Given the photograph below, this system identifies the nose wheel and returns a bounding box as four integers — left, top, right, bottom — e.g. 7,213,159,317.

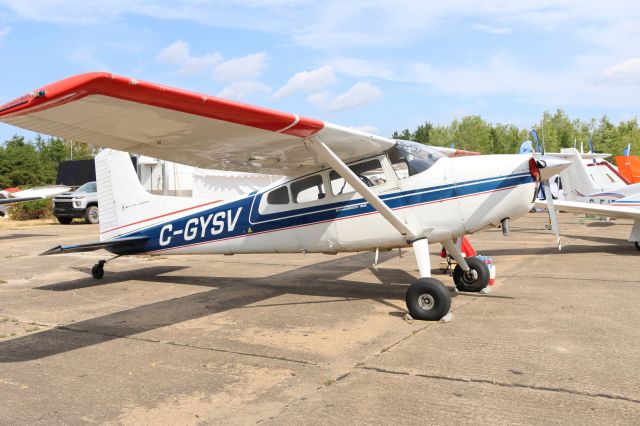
452,256,489,292
405,278,452,321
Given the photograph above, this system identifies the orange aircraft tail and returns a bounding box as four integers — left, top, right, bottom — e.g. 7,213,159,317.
616,156,640,183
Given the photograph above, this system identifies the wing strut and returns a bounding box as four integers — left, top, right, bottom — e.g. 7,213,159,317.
308,136,420,242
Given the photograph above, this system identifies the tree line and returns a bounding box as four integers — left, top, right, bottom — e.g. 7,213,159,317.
1,108,638,188
0,135,99,188
392,109,639,160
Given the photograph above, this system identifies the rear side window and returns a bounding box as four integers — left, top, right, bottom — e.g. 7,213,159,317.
291,175,325,203
266,186,289,205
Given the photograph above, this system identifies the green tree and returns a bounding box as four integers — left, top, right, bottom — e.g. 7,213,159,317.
0,134,100,188
412,122,433,144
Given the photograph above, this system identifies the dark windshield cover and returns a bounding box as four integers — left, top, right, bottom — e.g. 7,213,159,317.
388,140,444,176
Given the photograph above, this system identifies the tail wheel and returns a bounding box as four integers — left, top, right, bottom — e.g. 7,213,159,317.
91,262,105,279
85,205,99,224
453,256,489,292
405,278,451,321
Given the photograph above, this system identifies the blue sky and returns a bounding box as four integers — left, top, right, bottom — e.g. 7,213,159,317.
1,1,640,143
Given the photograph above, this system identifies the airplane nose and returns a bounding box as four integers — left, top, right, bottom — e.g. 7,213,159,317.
535,155,572,180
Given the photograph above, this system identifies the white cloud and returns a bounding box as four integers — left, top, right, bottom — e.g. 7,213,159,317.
156,41,222,76
598,58,640,86
213,53,269,84
218,81,271,101
273,65,337,99
309,82,383,112
157,42,269,84
472,23,511,34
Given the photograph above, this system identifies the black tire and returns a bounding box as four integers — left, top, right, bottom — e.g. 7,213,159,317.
405,278,451,321
635,242,640,251
91,264,104,279
56,216,73,224
85,205,99,224
453,256,489,292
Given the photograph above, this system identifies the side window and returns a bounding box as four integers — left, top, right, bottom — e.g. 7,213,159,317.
330,159,386,196
291,174,325,203
266,185,289,205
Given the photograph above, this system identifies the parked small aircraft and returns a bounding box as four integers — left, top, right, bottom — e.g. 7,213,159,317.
0,186,70,216
0,73,569,320
535,148,640,250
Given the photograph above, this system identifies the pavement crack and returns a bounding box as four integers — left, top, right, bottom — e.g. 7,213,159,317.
56,325,317,366
360,366,640,405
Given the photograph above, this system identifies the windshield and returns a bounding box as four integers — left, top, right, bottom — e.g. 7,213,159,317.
76,181,97,193
388,140,444,177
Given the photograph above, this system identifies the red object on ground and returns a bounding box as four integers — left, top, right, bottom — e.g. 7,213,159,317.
2,187,20,193
461,236,477,257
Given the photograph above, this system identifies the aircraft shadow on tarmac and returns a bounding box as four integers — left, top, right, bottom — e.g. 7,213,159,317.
482,235,638,257
0,251,457,363
0,233,54,241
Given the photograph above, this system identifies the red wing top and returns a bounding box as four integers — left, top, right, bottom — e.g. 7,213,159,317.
0,73,394,175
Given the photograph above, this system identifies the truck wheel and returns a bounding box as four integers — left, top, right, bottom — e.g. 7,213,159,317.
84,205,99,224
57,217,73,224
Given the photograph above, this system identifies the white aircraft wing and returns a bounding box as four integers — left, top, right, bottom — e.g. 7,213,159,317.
0,196,43,205
0,73,394,175
535,199,640,220
541,152,611,160
0,185,70,205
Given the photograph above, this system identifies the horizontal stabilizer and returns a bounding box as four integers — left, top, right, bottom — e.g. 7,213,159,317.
40,236,149,256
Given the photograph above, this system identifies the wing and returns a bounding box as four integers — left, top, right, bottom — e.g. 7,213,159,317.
0,196,43,205
0,73,394,175
535,199,640,220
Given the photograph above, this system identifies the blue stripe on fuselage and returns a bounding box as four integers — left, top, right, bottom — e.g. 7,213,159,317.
110,172,533,254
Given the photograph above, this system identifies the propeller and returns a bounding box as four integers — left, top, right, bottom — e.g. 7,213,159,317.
531,129,562,250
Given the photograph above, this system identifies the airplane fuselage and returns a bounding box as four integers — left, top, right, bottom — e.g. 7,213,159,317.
105,154,537,256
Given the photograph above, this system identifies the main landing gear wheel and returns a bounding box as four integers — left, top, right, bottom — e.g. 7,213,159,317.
452,256,489,292
405,278,451,321
91,260,106,279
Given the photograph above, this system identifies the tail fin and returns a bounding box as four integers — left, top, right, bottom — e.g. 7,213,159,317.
558,148,600,200
96,149,201,241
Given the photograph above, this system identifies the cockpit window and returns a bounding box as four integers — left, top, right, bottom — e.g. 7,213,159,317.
330,159,386,196
387,140,444,179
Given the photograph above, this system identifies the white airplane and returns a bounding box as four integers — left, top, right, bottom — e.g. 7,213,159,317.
535,148,640,250
0,185,70,216
0,72,569,320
